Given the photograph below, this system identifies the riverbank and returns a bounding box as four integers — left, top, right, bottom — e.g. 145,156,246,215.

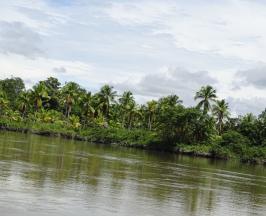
0,119,265,165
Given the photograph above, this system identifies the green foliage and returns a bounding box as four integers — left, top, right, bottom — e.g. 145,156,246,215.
212,99,230,134
178,144,212,156
240,147,266,163
80,127,157,147
17,91,31,117
0,77,25,108
195,85,217,114
30,109,64,124
0,90,9,115
210,131,265,162
60,81,86,117
0,76,265,163
156,105,216,149
30,82,50,111
41,77,61,110
97,84,117,119
220,131,250,150
68,115,81,130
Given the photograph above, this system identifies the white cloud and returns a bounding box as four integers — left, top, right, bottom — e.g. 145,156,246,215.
53,66,67,74
236,66,266,89
0,1,67,34
105,0,266,62
0,21,43,57
114,67,217,105
0,53,95,88
104,1,177,26
0,0,266,115
227,97,266,116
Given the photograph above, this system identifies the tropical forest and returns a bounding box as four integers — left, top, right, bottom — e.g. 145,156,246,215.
0,76,265,164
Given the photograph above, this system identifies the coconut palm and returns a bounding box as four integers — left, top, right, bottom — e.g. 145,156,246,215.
17,91,31,117
61,82,82,118
194,85,217,114
119,92,141,129
159,95,182,107
97,85,117,119
146,100,157,130
79,92,95,123
127,102,142,129
212,99,230,134
42,77,61,110
0,90,9,115
30,82,49,111
119,91,134,108
119,91,135,127
157,95,182,113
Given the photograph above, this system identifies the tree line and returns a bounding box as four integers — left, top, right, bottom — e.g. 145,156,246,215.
0,76,265,162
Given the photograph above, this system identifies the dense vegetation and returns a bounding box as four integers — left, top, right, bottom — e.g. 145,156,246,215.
0,77,265,163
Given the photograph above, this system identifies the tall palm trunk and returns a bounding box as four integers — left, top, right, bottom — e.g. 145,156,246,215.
203,101,208,114
128,112,133,129
148,114,152,130
35,98,42,111
218,115,223,135
218,121,222,135
66,104,72,118
65,95,73,118
21,104,26,118
122,112,126,128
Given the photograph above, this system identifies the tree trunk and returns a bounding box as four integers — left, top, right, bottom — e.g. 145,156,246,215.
66,105,72,118
148,115,152,130
218,121,222,135
128,113,132,129
122,111,126,128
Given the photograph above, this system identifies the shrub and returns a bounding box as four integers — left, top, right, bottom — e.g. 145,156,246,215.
240,147,266,163
211,131,251,159
210,143,233,159
220,130,250,153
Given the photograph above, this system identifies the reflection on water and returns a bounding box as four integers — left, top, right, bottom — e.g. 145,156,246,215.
0,131,265,216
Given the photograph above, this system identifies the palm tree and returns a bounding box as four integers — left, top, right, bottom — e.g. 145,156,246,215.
119,91,134,108
158,95,182,112
17,91,31,117
0,90,9,115
119,91,134,127
30,82,49,111
159,95,182,106
60,82,81,118
98,85,117,119
212,99,230,134
42,77,61,110
79,92,95,123
194,85,217,114
127,102,142,129
146,100,157,130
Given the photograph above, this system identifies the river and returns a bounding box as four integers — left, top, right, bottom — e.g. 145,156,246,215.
0,131,265,216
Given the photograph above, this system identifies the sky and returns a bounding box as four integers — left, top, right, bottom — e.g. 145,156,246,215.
1,0,266,115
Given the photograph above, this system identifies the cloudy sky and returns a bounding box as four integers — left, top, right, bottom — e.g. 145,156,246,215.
1,0,266,115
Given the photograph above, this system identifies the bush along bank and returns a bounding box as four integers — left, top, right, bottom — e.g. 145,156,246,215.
0,119,265,165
